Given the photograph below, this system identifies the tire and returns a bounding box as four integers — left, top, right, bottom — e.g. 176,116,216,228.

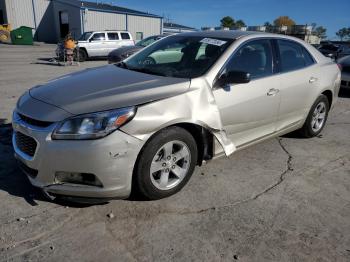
76,49,87,62
133,127,198,200
299,94,329,138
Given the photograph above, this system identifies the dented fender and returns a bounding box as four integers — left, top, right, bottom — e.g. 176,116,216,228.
120,78,236,156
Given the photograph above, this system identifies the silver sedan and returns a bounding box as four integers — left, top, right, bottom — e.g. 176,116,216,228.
12,31,341,202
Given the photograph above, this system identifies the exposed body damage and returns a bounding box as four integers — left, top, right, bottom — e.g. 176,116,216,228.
121,77,236,158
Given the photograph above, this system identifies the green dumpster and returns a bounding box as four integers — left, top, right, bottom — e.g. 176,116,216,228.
10,26,33,45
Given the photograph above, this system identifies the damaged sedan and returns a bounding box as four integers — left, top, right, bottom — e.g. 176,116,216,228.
12,31,341,202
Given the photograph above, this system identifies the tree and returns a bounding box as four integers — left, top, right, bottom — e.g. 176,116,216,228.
220,16,235,28
336,27,350,41
313,26,327,40
264,21,273,27
235,19,246,28
273,16,296,27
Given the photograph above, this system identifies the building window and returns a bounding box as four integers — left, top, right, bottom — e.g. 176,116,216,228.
136,32,144,41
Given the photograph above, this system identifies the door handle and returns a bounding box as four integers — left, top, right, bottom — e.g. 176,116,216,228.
267,88,280,96
309,77,318,83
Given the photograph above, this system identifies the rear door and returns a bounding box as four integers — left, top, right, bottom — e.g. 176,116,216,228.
88,32,107,56
213,39,281,147
106,32,122,55
274,39,319,131
120,32,134,47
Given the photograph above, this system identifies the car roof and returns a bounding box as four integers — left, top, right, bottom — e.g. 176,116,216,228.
178,30,259,39
91,31,131,33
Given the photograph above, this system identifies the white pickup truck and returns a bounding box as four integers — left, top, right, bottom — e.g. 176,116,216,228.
56,31,134,62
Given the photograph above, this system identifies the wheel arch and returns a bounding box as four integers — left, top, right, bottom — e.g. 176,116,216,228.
321,90,333,107
169,123,214,166
78,47,89,57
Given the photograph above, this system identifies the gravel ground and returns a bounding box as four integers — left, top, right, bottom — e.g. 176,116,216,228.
0,44,349,262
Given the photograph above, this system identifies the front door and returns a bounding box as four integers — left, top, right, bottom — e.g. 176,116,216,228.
213,39,281,147
88,32,107,57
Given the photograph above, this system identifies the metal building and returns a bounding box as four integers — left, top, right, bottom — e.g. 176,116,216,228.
0,0,163,43
163,22,197,35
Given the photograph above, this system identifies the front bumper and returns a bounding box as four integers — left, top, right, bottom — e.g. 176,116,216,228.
341,72,350,88
107,55,123,64
12,112,144,199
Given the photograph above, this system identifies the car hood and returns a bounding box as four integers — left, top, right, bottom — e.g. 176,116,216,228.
28,65,190,119
109,46,143,56
339,55,350,66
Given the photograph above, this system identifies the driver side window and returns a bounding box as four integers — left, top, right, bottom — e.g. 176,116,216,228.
90,33,105,42
225,39,273,79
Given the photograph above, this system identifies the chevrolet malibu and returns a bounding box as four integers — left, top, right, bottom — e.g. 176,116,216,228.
13,31,341,202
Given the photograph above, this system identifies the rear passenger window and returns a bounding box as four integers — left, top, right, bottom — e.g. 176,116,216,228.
107,33,119,40
302,48,315,66
226,39,274,79
278,40,309,72
120,33,131,40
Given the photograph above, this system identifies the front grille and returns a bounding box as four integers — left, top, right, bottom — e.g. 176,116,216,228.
342,66,350,73
15,132,37,157
18,113,53,128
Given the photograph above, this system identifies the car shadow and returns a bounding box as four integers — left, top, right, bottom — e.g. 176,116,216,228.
339,87,350,98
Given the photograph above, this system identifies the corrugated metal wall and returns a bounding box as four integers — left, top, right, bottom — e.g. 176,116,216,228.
3,0,56,42
33,0,55,42
83,10,126,32
4,0,35,29
127,15,162,39
53,1,81,41
1,0,162,43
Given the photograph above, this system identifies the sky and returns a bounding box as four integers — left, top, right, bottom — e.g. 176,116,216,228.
88,0,350,39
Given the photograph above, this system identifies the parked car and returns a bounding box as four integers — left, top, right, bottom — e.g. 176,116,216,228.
56,31,134,62
318,43,350,60
108,35,165,63
13,31,340,203
338,55,350,88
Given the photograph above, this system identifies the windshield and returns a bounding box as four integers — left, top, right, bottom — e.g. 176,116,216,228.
136,36,160,47
79,32,92,41
123,35,234,78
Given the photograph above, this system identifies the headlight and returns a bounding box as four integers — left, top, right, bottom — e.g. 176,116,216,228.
52,107,136,140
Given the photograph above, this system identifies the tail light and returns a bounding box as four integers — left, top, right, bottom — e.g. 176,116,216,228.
337,63,342,71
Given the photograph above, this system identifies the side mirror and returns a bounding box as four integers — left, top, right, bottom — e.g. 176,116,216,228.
215,70,251,88
89,38,93,42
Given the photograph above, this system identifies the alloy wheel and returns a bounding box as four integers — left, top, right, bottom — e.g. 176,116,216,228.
311,101,327,132
150,140,191,190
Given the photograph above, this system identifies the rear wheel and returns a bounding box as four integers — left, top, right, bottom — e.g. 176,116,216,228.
133,127,198,200
299,94,329,138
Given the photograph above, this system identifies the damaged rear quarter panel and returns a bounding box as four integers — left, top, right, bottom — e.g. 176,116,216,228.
120,78,236,156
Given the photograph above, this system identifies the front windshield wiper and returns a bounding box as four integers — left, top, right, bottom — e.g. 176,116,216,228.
127,67,166,77
116,61,129,69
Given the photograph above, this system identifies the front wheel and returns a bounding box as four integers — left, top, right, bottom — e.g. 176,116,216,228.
299,94,329,138
75,49,87,62
133,127,198,200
